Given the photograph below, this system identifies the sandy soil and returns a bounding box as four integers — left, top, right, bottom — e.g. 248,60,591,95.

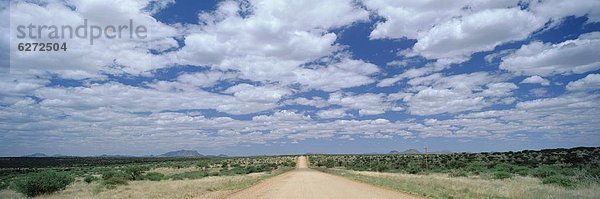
226,156,421,199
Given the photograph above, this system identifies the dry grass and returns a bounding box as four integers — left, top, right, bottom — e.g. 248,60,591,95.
0,169,290,199
148,167,201,176
324,169,600,199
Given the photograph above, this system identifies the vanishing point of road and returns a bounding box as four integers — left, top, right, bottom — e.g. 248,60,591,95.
226,156,421,199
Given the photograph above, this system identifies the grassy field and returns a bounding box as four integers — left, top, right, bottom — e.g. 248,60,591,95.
0,156,296,198
319,168,600,199
0,168,291,199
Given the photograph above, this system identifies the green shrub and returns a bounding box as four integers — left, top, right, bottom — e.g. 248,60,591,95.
494,163,516,173
142,172,164,181
376,164,389,172
103,176,128,188
531,166,560,178
493,171,513,179
513,166,531,176
83,175,98,183
542,175,576,187
124,165,150,180
170,171,208,180
0,180,8,190
405,164,422,174
101,170,126,180
573,168,600,186
465,161,487,174
14,170,75,197
285,161,296,167
324,160,335,168
101,170,128,188
588,167,600,178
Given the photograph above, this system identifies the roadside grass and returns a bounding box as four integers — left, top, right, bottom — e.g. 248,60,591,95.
319,168,600,199
0,167,293,199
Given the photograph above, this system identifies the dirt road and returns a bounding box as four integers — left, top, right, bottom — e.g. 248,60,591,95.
226,156,420,199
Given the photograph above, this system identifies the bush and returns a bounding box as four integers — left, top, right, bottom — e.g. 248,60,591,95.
573,168,600,186
14,170,75,197
531,166,560,178
588,167,600,178
0,180,8,190
124,165,150,180
466,161,487,174
494,163,516,173
83,175,98,183
324,160,335,168
376,164,389,172
542,175,576,187
142,172,164,181
284,161,296,167
513,166,531,176
102,170,126,181
170,171,208,180
405,164,422,174
103,176,128,188
493,171,513,179
101,170,128,188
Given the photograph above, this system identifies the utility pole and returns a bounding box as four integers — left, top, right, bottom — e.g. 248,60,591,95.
424,146,428,172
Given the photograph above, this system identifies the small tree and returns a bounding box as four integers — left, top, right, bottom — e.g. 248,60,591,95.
15,170,74,197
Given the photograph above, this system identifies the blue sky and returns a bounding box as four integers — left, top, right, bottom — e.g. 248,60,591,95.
0,0,599,156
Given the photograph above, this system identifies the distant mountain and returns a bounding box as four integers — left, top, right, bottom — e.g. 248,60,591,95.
403,149,422,154
22,153,47,157
389,149,421,154
159,150,204,157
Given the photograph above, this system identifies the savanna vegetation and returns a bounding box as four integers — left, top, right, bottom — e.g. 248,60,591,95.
310,147,600,198
0,156,296,198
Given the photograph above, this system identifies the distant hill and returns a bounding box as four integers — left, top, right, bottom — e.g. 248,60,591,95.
22,153,47,157
159,150,204,157
389,149,421,154
403,149,421,154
